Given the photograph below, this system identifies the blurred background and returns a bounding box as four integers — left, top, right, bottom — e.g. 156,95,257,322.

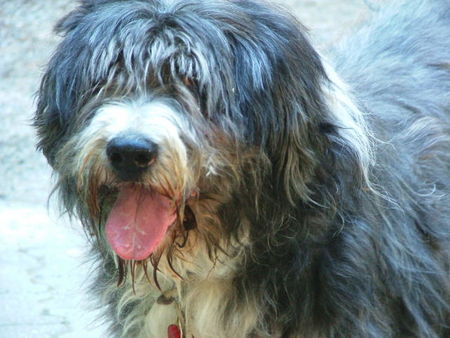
0,0,372,337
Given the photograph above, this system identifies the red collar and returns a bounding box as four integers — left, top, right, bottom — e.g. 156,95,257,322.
168,324,182,338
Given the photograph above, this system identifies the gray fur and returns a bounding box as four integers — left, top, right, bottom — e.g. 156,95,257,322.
34,0,449,337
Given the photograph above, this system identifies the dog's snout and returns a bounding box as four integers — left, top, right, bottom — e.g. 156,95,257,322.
106,136,158,181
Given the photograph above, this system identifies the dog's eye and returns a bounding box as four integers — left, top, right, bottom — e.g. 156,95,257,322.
181,77,208,116
183,77,194,87
182,77,202,93
182,77,203,94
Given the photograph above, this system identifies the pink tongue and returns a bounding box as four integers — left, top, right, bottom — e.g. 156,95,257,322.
105,186,177,261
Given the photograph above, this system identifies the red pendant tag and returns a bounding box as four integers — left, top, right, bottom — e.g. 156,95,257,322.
168,324,181,338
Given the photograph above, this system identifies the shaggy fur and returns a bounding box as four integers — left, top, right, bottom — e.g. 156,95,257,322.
34,0,450,337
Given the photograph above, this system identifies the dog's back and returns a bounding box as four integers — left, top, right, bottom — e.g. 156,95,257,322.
335,0,450,124
333,1,450,336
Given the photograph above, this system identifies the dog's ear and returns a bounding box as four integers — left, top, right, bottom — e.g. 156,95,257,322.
264,62,373,205
228,2,372,205
227,4,330,204
34,57,67,165
34,1,119,165
34,4,88,165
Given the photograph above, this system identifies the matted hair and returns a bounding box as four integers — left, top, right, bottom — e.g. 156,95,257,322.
35,0,450,337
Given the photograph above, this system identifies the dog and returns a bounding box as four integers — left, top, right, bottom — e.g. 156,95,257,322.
34,0,450,337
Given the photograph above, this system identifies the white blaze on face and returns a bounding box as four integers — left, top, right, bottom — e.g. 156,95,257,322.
90,100,188,151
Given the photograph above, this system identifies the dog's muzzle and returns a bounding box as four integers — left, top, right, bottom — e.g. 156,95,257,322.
106,134,158,181
84,102,190,261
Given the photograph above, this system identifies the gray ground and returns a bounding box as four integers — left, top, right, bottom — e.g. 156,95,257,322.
0,1,372,337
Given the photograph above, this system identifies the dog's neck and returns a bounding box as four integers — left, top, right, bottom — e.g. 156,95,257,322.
157,287,185,338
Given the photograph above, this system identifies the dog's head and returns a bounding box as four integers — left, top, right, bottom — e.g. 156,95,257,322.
35,0,370,274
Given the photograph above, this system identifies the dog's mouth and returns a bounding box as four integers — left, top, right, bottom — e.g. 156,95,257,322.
104,184,178,261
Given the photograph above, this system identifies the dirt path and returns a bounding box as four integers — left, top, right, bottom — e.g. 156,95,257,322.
0,1,370,336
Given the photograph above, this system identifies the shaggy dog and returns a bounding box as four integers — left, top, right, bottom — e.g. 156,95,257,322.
34,0,449,337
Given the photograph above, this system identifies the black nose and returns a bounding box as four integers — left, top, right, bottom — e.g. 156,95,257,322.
106,136,158,181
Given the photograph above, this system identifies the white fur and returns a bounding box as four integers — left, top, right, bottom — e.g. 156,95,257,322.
322,60,374,181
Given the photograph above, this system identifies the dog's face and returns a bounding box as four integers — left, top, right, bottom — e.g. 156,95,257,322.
34,0,344,271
